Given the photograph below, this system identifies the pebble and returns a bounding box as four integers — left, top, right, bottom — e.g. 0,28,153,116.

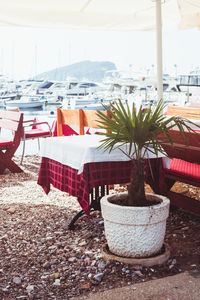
84,257,91,264
91,260,96,266
26,285,34,292
54,231,63,235
68,257,76,262
181,226,189,231
50,259,57,265
169,259,177,269
1,234,8,240
53,272,60,279
85,250,93,255
82,232,92,239
189,269,200,278
150,268,155,272
132,265,142,270
94,273,104,282
49,245,57,250
13,277,22,285
79,241,87,246
98,262,106,270
134,270,143,277
45,236,53,241
98,220,104,225
43,262,50,269
171,259,177,265
80,283,90,290
53,279,61,286
7,208,16,214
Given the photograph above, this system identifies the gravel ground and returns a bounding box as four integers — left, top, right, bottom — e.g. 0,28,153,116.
0,155,200,300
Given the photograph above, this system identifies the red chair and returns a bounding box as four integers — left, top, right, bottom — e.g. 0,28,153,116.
21,117,52,164
0,110,24,173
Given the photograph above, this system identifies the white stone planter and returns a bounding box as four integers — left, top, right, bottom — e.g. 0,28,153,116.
101,193,170,258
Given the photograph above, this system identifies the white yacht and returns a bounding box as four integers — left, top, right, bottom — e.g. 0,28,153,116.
4,96,46,109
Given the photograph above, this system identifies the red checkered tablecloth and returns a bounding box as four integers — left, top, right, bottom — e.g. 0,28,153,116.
37,157,165,216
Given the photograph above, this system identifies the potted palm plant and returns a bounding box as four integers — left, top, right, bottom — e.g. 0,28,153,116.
96,99,198,259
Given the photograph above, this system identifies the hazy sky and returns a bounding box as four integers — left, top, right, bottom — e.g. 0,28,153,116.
0,24,199,80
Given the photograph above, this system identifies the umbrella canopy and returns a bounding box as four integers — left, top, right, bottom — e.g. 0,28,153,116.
0,0,199,30
0,0,199,100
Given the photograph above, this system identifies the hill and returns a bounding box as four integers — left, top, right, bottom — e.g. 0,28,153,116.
33,60,116,82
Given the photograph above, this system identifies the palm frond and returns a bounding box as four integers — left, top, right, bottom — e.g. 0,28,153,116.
97,98,200,161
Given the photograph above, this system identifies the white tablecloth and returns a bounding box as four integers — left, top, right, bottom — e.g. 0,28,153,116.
40,135,164,174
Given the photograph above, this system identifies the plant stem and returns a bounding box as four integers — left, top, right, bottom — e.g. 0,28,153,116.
127,159,147,206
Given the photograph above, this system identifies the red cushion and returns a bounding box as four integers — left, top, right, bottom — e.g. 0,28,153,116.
25,129,50,138
169,158,200,180
51,120,78,137
86,128,101,135
0,137,13,147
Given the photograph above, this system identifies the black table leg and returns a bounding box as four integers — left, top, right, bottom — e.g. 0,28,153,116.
67,185,109,230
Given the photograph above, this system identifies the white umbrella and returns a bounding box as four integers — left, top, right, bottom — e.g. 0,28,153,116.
0,0,199,100
0,1,198,30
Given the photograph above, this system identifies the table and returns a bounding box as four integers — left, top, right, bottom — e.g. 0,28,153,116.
37,135,166,227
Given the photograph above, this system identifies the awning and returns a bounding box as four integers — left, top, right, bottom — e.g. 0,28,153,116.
0,0,198,31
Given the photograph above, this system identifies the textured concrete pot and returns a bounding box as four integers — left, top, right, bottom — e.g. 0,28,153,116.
101,193,170,258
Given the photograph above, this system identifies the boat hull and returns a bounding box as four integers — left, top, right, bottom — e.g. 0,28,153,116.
5,100,46,109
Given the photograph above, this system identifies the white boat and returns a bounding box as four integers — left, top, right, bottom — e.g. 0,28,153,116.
4,96,46,109
176,73,200,103
66,81,105,96
0,100,5,107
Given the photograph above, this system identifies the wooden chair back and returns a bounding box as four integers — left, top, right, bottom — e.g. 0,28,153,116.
160,129,200,164
0,110,23,146
159,129,200,216
0,110,24,173
80,109,111,135
166,106,200,120
56,108,83,136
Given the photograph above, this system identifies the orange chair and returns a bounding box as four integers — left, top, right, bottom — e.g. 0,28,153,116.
56,108,83,136
166,106,200,120
80,109,111,135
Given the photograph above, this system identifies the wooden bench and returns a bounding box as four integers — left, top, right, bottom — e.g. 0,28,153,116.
0,110,24,174
166,106,200,120
160,129,200,216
